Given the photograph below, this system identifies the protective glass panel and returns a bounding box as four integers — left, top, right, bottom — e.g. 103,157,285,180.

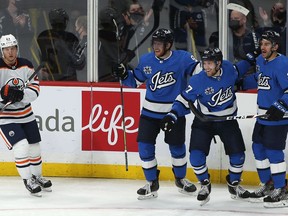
0,0,87,81
98,0,219,82
226,0,287,90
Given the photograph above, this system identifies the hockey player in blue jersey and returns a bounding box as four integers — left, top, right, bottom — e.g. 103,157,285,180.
249,30,288,208
161,47,252,205
112,28,202,200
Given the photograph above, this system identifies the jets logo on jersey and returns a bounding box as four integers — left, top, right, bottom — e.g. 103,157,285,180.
143,66,152,74
208,86,233,107
205,87,214,95
258,73,271,90
150,71,176,91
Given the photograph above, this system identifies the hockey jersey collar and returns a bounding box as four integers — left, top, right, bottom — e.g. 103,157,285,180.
211,68,223,81
3,58,18,70
154,51,172,63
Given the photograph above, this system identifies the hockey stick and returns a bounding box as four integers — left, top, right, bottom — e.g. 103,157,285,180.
0,63,44,112
113,19,129,171
188,101,268,122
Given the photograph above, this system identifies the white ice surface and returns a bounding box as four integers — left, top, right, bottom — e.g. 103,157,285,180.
0,177,286,216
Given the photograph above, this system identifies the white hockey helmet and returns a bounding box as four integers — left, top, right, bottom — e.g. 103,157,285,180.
0,34,18,57
0,34,18,48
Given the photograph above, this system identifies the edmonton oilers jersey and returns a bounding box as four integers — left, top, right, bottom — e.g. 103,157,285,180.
172,60,251,117
0,58,39,124
256,54,288,126
123,50,200,119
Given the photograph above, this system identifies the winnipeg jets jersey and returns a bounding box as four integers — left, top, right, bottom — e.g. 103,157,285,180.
0,58,40,125
256,54,288,126
123,50,201,119
171,60,251,117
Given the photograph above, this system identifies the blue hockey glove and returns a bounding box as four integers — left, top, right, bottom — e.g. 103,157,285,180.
112,63,128,80
1,85,24,104
160,111,178,132
246,52,256,66
266,100,288,121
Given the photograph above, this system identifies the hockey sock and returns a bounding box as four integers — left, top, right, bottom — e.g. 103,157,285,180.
13,139,32,179
190,150,209,182
228,152,245,182
169,144,187,179
252,143,271,184
138,142,158,181
29,143,42,177
266,148,286,189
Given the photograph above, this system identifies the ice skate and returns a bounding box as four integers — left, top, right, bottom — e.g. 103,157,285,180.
175,178,197,196
137,170,160,200
197,179,211,206
226,175,250,201
250,181,274,203
23,178,42,197
137,178,159,200
263,187,288,208
32,175,52,192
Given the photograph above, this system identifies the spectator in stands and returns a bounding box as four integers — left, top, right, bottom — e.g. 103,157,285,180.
169,0,218,58
258,1,286,54
74,15,88,82
37,8,83,81
98,6,124,82
209,3,260,90
229,0,259,29
0,0,34,60
98,0,164,81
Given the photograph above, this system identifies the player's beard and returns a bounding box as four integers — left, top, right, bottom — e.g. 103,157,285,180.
262,49,275,60
156,48,170,59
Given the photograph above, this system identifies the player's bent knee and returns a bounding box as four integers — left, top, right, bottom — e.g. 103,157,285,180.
138,142,155,160
190,150,206,166
169,143,186,158
252,142,266,159
29,143,41,157
266,148,285,163
229,152,245,165
13,139,29,158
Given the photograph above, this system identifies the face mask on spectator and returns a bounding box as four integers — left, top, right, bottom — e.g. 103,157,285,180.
274,10,286,20
130,12,144,24
229,20,242,31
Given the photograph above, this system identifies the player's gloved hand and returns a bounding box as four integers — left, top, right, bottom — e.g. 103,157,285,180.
112,63,128,80
0,85,24,104
160,111,178,132
266,100,288,121
246,52,256,66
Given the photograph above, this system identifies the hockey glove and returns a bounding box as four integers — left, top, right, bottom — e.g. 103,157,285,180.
112,63,128,80
1,85,24,104
246,52,256,66
266,100,288,121
160,111,178,132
